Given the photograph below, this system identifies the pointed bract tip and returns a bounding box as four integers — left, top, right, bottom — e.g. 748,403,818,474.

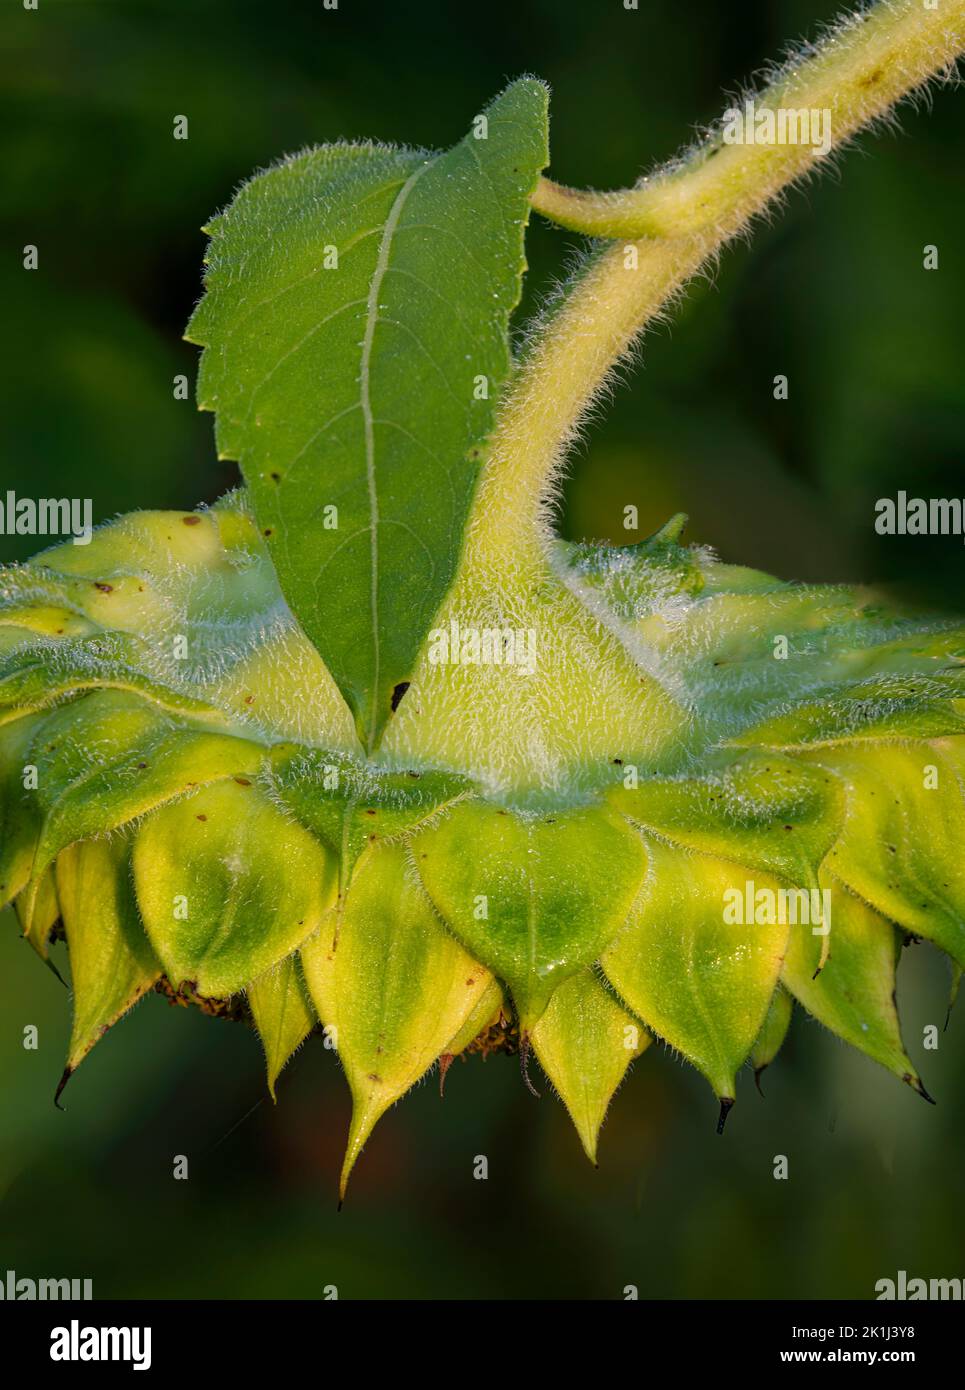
338,1088,389,1204
651,512,688,544
43,954,68,988
909,1075,936,1106
54,1067,73,1110
571,1119,600,1167
438,1052,454,1098
716,1096,735,1135
754,1067,767,1099
812,933,831,981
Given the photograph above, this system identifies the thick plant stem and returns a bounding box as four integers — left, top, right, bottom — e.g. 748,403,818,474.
464,0,964,575
532,0,965,240
464,233,713,574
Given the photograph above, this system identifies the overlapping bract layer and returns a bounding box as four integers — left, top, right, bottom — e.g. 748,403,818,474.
1,499,963,1189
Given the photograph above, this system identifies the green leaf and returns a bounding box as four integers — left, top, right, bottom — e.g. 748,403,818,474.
441,977,504,1060
0,496,359,752
603,546,964,757
602,838,789,1108
555,516,704,619
750,984,793,1089
247,954,316,1099
132,779,337,997
806,740,965,967
56,834,161,1076
0,604,93,644
0,713,45,908
531,968,648,1163
266,745,471,890
299,842,494,1197
733,671,965,749
14,863,60,958
24,690,266,903
608,751,840,888
414,801,647,1029
0,631,228,726
187,80,550,751
781,872,924,1095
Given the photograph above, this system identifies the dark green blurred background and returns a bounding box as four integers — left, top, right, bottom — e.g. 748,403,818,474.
1,0,963,1299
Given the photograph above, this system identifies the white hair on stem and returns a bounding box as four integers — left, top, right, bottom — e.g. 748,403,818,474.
466,0,965,580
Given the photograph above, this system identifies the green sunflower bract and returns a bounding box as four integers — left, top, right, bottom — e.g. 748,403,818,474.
2,494,962,1190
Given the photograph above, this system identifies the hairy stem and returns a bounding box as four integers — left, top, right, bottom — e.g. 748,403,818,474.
464,234,713,574
465,0,964,576
533,0,965,239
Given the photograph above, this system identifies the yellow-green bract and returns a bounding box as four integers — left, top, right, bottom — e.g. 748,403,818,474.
1,493,962,1193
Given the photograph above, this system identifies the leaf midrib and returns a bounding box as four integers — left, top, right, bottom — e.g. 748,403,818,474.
359,162,430,751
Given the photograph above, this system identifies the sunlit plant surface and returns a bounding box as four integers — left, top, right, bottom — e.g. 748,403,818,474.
2,0,964,1196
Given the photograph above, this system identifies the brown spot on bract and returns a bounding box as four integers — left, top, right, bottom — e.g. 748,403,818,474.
367,1073,382,1083
94,582,113,593
466,978,475,987
196,814,207,821
182,515,201,526
234,777,252,786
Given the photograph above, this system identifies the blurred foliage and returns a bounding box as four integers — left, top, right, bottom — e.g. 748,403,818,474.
1,0,963,1298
